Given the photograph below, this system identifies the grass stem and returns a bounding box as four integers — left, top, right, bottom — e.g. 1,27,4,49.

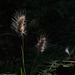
22,34,26,75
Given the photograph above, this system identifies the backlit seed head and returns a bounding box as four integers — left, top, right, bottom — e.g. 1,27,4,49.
11,12,26,35
37,37,46,52
17,16,25,34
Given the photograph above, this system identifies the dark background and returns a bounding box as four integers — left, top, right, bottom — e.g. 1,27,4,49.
0,0,75,74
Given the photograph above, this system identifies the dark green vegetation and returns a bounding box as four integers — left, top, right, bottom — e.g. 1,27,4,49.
0,0,75,75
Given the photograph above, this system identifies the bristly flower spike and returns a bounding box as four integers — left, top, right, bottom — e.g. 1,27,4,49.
11,11,26,35
37,35,47,52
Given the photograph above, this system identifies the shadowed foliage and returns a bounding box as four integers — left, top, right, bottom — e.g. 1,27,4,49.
0,0,75,75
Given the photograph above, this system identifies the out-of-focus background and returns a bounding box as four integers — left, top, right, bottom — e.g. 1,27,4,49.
0,0,75,75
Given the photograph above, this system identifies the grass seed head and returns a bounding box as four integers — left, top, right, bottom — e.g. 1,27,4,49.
17,16,25,34
37,37,46,52
11,12,26,35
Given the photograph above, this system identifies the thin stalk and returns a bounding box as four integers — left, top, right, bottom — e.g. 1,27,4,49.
22,34,26,75
30,52,40,75
30,55,37,75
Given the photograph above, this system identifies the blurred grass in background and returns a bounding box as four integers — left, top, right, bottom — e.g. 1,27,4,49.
0,0,75,75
